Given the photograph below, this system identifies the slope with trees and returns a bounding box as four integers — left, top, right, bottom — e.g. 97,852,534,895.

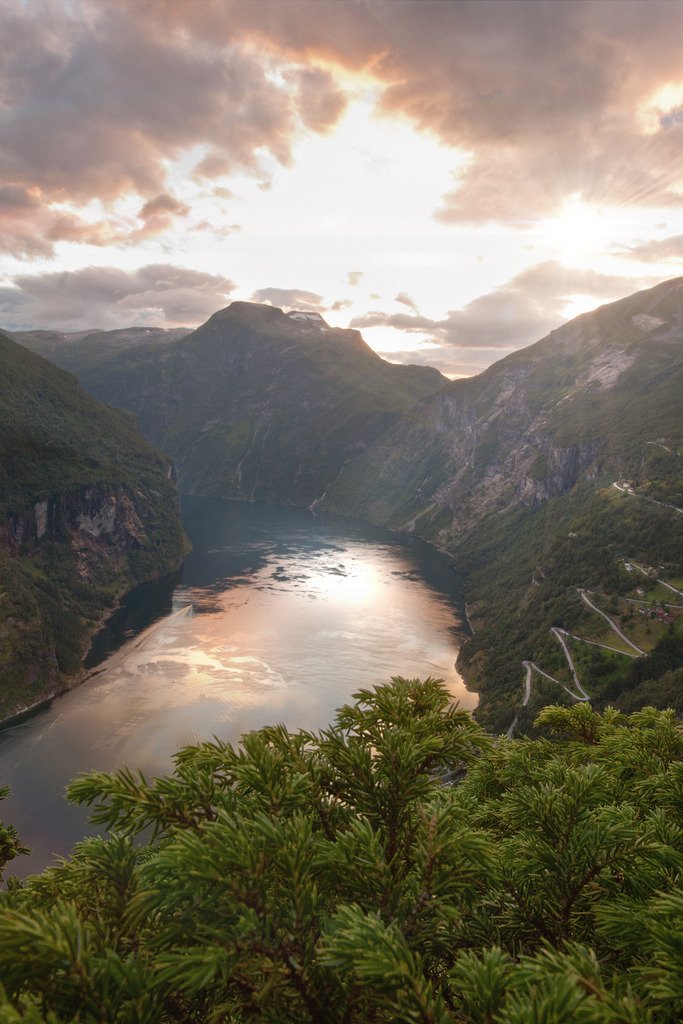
0,332,189,721
12,281,682,729
16,304,447,508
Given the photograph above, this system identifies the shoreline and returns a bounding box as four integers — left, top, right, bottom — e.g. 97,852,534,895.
0,576,184,733
1,495,478,732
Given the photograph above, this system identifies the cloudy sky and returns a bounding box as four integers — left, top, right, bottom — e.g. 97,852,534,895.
1,0,682,377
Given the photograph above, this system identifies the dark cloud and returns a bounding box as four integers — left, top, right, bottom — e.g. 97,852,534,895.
0,189,193,258
139,193,189,221
0,198,126,259
0,264,235,331
2,0,680,256
287,67,347,132
250,287,326,311
620,235,683,262
0,186,41,211
352,261,662,374
0,0,347,253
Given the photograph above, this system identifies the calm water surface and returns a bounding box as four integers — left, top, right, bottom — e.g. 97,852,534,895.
1,497,474,877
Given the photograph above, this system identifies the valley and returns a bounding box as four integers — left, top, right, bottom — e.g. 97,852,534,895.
0,496,472,877
14,278,681,733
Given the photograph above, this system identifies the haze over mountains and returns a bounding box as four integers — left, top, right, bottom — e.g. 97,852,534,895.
11,277,682,731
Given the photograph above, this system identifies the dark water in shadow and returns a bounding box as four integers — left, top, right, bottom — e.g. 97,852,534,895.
0,497,473,877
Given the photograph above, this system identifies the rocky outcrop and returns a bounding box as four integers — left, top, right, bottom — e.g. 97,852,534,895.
0,480,189,723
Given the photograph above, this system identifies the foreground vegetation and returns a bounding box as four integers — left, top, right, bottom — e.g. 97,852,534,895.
0,678,680,1022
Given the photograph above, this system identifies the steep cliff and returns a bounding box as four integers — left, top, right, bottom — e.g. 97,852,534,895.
14,283,681,731
0,332,189,721
324,279,682,534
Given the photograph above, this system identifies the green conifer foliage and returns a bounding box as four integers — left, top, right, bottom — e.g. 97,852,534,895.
0,678,680,1022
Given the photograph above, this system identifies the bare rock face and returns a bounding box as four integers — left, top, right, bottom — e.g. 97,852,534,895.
319,278,682,731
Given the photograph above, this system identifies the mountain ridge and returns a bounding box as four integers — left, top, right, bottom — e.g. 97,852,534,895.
14,301,448,507
323,278,683,532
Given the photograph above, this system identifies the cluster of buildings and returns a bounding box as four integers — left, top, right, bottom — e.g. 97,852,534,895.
635,605,675,624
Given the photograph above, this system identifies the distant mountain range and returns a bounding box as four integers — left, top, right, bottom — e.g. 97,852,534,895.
15,303,446,506
0,332,188,721
9,279,682,731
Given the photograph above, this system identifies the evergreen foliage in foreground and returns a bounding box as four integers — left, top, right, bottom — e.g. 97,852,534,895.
0,678,681,1023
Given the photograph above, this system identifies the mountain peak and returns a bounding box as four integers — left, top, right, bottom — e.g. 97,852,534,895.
207,301,332,333
208,301,289,325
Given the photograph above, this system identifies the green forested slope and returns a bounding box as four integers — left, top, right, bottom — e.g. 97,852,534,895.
12,282,682,730
18,303,447,506
0,332,189,719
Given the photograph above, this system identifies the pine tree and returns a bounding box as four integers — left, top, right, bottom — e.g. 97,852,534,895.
0,678,680,1022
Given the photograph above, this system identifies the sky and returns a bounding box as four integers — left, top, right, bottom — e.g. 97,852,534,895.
1,0,682,377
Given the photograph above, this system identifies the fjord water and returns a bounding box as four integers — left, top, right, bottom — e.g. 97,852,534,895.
0,497,474,877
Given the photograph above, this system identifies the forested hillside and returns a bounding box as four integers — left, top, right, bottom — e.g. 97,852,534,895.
0,333,189,720
17,303,447,507
12,281,682,731
323,279,683,731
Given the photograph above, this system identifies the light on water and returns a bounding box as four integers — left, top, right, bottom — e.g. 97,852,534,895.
0,497,474,877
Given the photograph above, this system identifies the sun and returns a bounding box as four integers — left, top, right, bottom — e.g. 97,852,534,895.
546,194,610,261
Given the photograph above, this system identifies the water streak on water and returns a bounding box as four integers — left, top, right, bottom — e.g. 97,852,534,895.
0,497,474,877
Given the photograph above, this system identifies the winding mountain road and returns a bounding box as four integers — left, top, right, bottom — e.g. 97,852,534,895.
551,628,592,699
506,663,533,739
506,656,589,739
628,562,683,599
579,589,646,656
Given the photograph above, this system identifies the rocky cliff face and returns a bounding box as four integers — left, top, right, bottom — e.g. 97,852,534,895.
324,278,683,543
318,279,682,730
0,482,189,719
10,282,681,731
0,332,189,721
